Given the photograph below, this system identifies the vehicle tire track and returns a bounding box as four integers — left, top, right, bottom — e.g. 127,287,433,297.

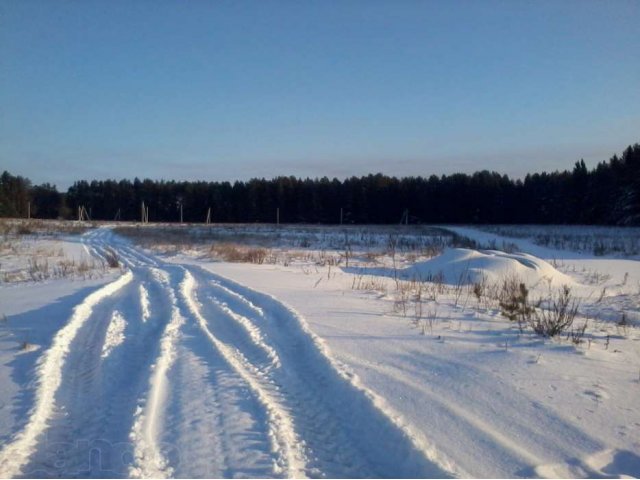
179,270,308,478
0,271,133,478
2,227,457,478
185,266,455,478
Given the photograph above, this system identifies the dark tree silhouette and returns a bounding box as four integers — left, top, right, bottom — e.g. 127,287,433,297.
2,143,639,226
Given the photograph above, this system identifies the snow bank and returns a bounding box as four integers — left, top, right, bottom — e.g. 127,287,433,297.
406,248,576,287
348,248,576,288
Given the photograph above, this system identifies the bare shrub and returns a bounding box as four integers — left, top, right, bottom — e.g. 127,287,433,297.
210,243,244,262
393,281,414,317
351,274,387,292
473,280,485,304
17,224,34,235
531,285,579,337
244,248,267,264
425,307,438,335
617,312,630,336
77,259,92,274
452,266,470,307
27,257,49,281
471,274,496,310
104,248,121,268
54,259,75,277
209,242,270,264
568,320,588,345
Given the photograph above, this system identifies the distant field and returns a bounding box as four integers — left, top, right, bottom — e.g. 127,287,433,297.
479,224,640,257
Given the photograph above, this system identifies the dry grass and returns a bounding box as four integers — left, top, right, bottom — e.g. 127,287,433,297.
208,243,270,264
0,218,92,237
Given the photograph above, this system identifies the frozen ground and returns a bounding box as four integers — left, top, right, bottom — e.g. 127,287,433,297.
0,223,639,478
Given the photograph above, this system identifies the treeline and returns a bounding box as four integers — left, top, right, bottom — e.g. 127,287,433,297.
1,143,639,225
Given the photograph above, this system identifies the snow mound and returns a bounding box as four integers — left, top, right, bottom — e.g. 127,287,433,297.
402,248,576,287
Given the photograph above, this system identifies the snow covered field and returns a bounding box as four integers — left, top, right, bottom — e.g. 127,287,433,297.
0,222,638,478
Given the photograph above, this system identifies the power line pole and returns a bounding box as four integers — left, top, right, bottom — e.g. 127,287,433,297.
400,209,409,225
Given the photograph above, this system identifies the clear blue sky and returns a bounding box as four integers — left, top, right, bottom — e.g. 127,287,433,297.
1,0,639,189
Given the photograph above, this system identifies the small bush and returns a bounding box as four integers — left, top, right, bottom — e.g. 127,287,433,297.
104,248,120,268
568,321,588,345
531,285,579,337
209,243,270,264
244,248,267,264
210,243,244,262
28,257,49,281
17,224,34,235
499,280,533,333
472,281,484,303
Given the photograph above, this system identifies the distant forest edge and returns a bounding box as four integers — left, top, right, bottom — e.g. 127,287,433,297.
1,143,639,225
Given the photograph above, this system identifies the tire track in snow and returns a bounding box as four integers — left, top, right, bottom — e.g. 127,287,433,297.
159,328,275,478
130,266,277,478
128,268,185,479
16,269,174,478
139,284,151,322
189,266,456,478
204,294,280,370
2,227,458,478
113,230,455,477
179,270,308,478
0,271,133,478
101,310,127,359
132,262,282,477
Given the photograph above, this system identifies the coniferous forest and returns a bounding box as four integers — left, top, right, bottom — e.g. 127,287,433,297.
1,143,638,225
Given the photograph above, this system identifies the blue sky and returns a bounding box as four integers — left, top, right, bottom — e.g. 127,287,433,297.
1,0,638,188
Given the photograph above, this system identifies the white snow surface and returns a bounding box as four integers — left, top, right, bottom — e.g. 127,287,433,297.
0,225,638,478
101,311,127,359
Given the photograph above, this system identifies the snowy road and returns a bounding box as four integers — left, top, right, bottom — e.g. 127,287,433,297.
0,228,452,478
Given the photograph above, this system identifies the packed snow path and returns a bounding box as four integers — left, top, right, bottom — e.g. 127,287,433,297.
0,228,452,478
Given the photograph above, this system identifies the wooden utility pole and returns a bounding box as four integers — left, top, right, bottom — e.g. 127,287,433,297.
276,207,280,225
400,209,409,225
78,205,89,221
27,202,30,220
180,203,183,224
141,202,147,223
340,207,343,225
205,207,211,224
78,205,89,222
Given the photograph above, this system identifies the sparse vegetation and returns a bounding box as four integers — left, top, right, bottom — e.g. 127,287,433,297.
104,248,121,268
481,225,640,257
530,285,580,337
499,279,533,333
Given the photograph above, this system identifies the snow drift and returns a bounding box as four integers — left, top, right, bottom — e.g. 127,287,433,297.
349,248,576,288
